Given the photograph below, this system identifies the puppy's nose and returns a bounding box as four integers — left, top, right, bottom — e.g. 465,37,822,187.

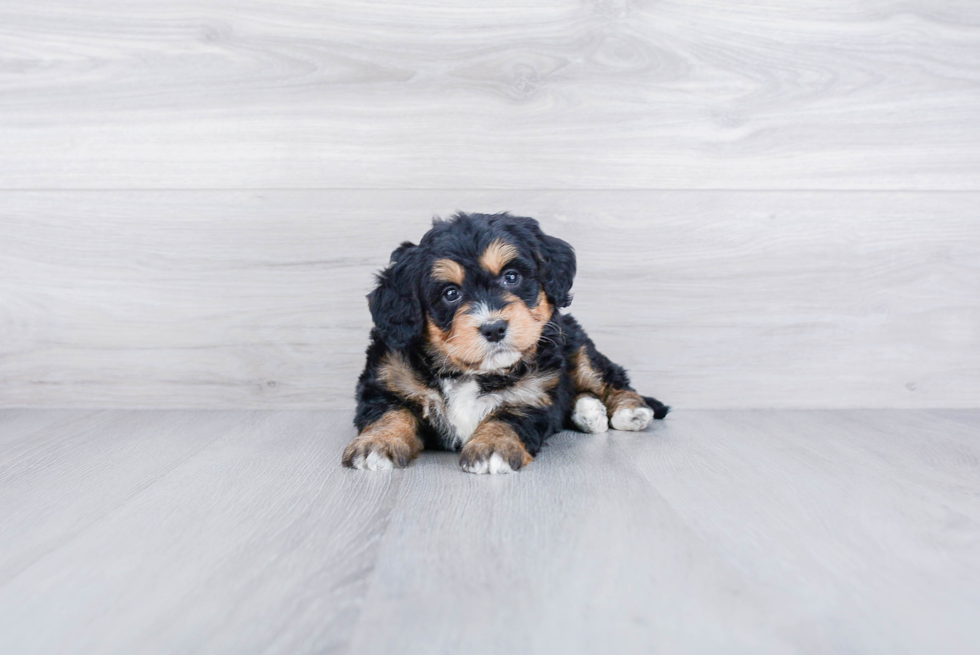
479,320,508,343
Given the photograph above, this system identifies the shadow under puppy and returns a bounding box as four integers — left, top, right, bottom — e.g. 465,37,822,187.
343,212,668,474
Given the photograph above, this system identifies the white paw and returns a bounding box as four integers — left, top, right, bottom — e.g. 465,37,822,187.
571,395,609,433
351,450,395,471
461,452,515,475
611,405,654,431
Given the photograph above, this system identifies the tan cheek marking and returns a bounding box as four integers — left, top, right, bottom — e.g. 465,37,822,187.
432,258,465,285
479,239,519,276
500,291,552,353
529,291,552,323
500,302,540,352
459,420,534,470
342,407,423,467
425,317,450,354
449,302,486,365
426,305,485,369
426,319,446,341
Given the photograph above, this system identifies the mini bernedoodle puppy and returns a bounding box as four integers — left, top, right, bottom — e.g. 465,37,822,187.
343,212,669,474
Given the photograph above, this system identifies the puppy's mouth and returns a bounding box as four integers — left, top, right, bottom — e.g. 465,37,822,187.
432,335,525,374
476,343,523,372
427,299,548,374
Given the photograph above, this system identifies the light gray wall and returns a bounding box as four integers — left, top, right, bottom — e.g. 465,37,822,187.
1,1,978,409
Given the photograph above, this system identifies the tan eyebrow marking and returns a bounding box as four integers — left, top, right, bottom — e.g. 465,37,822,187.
432,258,465,285
479,239,519,276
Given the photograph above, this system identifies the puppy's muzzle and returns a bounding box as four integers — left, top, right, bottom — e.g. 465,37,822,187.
479,319,508,343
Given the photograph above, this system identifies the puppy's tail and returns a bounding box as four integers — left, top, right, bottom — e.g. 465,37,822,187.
641,395,670,420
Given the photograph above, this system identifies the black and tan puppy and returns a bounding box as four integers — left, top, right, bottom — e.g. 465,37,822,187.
343,212,668,474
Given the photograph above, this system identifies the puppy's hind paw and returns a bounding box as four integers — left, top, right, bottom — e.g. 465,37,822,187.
611,405,654,431
571,395,609,433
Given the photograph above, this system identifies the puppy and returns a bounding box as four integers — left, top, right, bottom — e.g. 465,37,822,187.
343,212,668,474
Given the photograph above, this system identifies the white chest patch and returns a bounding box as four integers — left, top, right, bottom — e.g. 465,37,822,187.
439,378,501,445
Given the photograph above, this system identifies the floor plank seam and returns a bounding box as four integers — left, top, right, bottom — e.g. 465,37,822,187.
337,469,414,655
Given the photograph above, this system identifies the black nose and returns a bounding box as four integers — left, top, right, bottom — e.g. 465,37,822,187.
479,320,508,343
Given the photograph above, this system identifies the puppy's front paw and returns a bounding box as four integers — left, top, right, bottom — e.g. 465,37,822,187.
460,451,516,475
343,409,422,470
611,405,654,431
571,395,609,433
342,437,399,470
459,435,531,475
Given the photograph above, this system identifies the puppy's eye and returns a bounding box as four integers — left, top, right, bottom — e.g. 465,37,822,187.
502,269,521,286
443,286,461,302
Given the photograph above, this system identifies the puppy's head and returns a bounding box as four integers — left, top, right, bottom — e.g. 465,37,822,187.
367,212,575,372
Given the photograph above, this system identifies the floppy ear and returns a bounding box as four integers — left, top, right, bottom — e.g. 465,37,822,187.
495,213,577,309
535,231,576,309
367,241,425,350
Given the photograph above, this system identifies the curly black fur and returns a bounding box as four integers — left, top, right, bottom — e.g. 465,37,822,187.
351,211,668,467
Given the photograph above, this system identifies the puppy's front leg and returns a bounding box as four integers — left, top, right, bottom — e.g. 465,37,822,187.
459,419,533,475
343,407,423,470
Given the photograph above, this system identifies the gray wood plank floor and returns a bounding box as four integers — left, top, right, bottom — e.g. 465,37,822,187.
1,409,978,654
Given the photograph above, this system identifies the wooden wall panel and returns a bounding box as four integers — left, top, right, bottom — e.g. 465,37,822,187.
1,1,979,189
2,2,977,408
2,190,977,409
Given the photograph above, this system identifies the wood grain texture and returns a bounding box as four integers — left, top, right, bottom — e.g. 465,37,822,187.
0,410,401,655
622,410,980,654
0,410,273,584
1,1,979,189
0,409,978,654
0,408,92,450
2,190,977,409
347,420,789,655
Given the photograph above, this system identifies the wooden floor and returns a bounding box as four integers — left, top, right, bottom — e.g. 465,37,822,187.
1,409,978,654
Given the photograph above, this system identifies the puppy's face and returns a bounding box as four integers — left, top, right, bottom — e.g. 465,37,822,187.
367,213,576,373
424,238,552,372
